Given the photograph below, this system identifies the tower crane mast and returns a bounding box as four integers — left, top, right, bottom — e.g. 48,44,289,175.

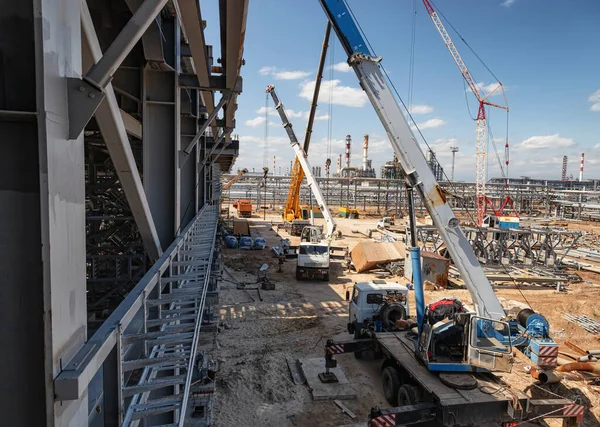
422,0,508,226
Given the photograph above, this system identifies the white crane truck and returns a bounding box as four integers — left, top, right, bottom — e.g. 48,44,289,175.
266,85,337,281
314,1,584,426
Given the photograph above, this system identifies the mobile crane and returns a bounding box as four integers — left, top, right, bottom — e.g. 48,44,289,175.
222,168,248,191
266,84,337,281
313,1,582,425
283,24,331,225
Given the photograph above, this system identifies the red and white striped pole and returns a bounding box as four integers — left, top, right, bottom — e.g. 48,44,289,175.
579,153,585,182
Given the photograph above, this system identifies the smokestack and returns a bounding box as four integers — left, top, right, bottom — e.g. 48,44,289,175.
561,156,568,181
336,154,342,174
345,135,351,169
579,153,585,181
363,134,369,171
273,156,276,176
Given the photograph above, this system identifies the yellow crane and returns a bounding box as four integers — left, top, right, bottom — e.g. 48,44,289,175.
283,23,331,222
222,168,248,191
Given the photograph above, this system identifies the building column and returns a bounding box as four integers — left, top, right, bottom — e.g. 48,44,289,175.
0,0,88,425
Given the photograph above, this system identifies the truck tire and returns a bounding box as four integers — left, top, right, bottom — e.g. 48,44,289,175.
322,272,329,282
397,384,418,406
296,267,302,281
382,366,401,406
380,302,407,330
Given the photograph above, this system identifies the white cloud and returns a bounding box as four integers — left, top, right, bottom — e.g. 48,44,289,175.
331,62,352,73
501,0,516,6
411,118,447,130
299,79,368,108
467,81,504,97
259,66,310,80
517,134,576,150
588,89,600,111
244,116,266,127
593,143,600,150
409,104,434,115
256,105,329,121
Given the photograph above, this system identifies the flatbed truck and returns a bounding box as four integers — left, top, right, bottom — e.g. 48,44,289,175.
325,332,583,426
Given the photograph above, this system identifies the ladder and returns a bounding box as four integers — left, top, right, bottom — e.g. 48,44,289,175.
120,204,220,426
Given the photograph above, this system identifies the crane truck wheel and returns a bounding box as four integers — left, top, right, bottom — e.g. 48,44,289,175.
380,302,407,330
382,366,401,406
295,267,302,281
397,384,418,406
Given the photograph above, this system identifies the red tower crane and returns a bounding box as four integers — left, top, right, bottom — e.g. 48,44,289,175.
422,0,510,226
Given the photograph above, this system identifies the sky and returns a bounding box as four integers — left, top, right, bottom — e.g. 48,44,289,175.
201,0,600,181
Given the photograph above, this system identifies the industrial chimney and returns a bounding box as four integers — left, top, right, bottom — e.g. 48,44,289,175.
345,135,351,169
561,156,568,181
336,154,342,175
579,153,585,182
363,134,369,171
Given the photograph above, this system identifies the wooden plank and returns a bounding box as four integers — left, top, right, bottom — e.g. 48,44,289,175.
334,400,357,419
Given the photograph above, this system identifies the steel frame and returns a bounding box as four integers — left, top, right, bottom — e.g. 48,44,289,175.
56,202,219,425
409,225,583,267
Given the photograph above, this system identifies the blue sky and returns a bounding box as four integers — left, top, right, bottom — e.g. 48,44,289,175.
202,0,600,181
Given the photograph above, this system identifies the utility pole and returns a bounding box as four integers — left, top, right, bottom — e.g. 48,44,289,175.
450,142,459,181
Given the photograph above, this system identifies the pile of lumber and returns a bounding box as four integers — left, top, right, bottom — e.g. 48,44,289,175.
350,241,406,273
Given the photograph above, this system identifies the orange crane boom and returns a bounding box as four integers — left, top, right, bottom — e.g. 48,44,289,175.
283,23,331,222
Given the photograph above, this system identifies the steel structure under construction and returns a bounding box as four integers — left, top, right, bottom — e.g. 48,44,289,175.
1,1,247,426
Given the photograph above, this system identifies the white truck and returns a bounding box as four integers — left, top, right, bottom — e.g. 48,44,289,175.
266,85,337,281
345,280,410,339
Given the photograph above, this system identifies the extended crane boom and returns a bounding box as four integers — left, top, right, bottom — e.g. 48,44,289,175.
283,24,331,222
266,85,336,240
318,0,504,320
421,0,508,226
222,168,248,191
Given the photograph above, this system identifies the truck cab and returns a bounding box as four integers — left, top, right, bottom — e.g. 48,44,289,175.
297,242,330,281
346,280,410,337
377,217,395,230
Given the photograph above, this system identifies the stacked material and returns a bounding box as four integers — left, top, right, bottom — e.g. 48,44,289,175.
350,241,406,273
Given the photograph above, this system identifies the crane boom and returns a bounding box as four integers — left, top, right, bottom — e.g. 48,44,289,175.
283,24,331,222
222,168,248,191
266,85,336,240
318,0,504,320
422,0,508,226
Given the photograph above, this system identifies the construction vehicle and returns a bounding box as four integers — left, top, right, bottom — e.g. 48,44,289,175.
266,84,337,281
283,24,331,223
346,280,410,339
315,1,583,425
232,199,252,218
222,168,248,191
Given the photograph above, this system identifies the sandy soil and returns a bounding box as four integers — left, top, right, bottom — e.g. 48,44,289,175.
212,214,600,427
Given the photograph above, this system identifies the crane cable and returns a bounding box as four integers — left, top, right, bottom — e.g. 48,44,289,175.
407,0,418,110
345,1,533,311
263,92,269,169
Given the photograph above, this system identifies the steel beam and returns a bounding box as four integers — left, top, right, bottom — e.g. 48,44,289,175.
179,92,231,167
221,0,248,142
0,0,88,424
85,0,169,89
176,0,216,134
82,2,162,261
120,109,142,139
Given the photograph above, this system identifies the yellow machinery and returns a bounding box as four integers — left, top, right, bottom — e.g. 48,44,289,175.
222,168,248,191
283,23,331,222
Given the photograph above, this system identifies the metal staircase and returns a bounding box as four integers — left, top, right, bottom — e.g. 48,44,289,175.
120,204,219,425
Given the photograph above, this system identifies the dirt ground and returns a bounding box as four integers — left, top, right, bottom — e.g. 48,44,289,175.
212,213,600,427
